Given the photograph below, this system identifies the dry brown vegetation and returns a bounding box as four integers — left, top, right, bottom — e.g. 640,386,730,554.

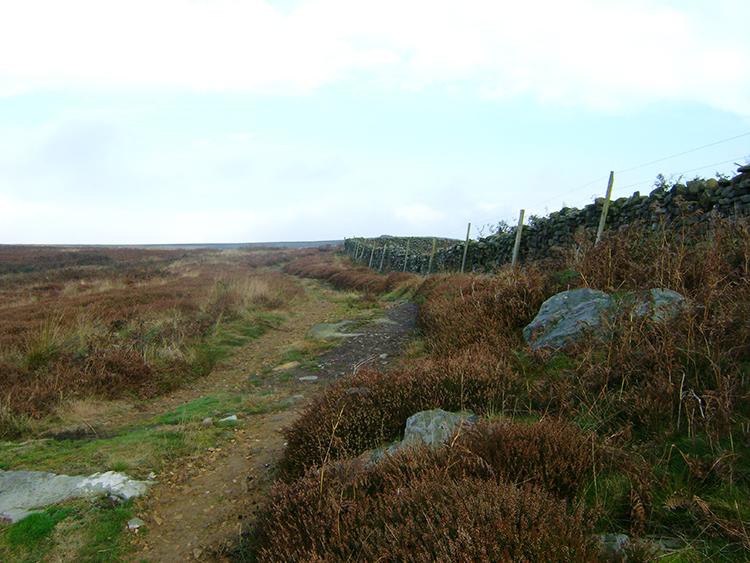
0,245,324,437
247,217,750,562
3,219,750,562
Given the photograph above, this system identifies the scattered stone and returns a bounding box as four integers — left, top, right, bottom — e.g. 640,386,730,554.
201,417,213,426
298,375,318,381
219,415,238,423
127,517,145,531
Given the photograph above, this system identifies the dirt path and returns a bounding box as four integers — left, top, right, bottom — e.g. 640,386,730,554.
125,282,418,562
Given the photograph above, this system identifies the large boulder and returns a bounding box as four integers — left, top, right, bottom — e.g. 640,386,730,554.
524,288,686,350
523,288,611,350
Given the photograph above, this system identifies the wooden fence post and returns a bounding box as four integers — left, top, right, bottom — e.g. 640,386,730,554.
368,240,377,269
512,210,525,267
461,223,471,274
596,172,615,246
427,237,437,274
379,245,387,272
403,238,410,272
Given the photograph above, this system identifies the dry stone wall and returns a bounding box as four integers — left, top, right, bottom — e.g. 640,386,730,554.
345,165,750,274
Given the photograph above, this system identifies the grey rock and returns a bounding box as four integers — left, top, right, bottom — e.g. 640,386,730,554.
632,288,686,322
523,288,612,350
127,517,145,531
524,288,687,350
401,409,479,449
597,534,630,554
0,470,155,522
362,409,479,464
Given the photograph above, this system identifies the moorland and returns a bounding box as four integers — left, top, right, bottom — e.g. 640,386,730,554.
1,210,750,562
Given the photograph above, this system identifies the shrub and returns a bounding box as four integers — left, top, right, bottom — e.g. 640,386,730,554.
415,266,557,358
277,361,517,481
252,442,603,562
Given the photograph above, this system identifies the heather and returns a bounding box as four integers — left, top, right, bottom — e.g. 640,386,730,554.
0,245,318,436
248,216,750,562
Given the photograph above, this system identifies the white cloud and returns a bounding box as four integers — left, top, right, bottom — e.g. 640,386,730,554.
394,203,444,226
1,0,748,115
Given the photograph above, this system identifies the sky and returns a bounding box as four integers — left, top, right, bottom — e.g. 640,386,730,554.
1,0,749,245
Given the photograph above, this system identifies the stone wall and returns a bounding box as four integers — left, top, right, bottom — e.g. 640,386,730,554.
344,165,750,274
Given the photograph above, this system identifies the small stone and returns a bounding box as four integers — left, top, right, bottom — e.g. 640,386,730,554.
127,517,145,531
219,415,237,423
201,417,213,426
298,376,318,381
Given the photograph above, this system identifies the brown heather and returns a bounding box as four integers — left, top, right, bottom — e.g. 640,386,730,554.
0,246,314,436
249,217,750,560
253,437,602,563
283,254,422,296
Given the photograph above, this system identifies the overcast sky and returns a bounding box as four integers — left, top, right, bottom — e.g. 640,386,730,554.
1,0,749,245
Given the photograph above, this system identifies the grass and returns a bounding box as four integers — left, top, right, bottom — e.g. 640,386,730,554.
0,384,291,478
0,498,134,563
0,244,356,563
5,505,74,550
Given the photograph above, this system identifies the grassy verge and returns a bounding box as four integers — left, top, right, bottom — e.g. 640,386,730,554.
0,498,136,563
0,387,287,476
